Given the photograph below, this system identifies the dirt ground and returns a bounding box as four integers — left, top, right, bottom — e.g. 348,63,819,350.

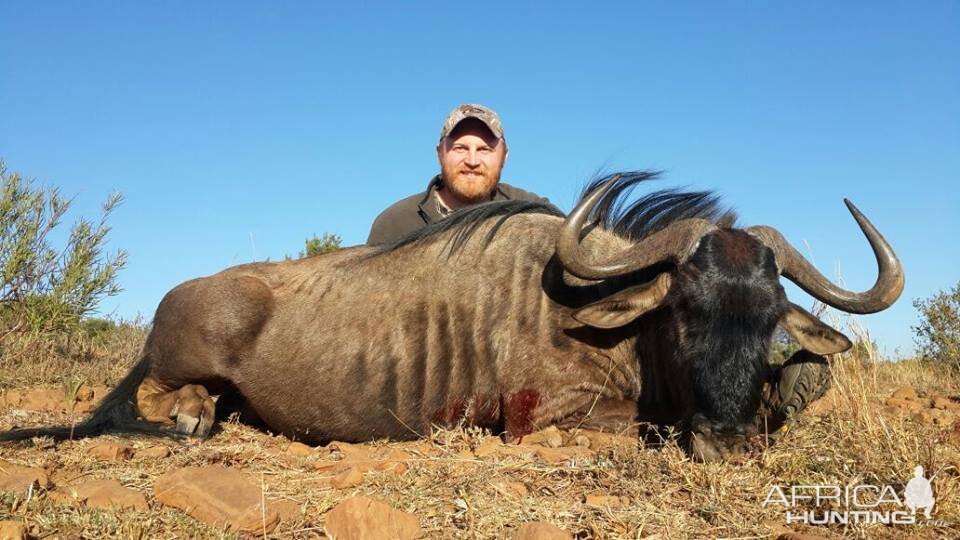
1,330,959,539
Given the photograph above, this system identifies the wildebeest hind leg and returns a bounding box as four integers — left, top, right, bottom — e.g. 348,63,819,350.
137,377,217,437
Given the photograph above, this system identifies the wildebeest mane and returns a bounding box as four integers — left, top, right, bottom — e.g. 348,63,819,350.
583,171,737,241
374,170,736,257
374,199,563,256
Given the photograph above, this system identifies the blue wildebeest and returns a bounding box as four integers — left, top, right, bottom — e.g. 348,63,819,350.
0,173,903,460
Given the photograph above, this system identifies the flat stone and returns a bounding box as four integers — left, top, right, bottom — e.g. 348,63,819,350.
89,442,134,461
932,396,960,411
51,479,148,511
273,499,302,522
135,446,170,459
0,460,51,495
18,388,66,412
536,446,594,464
0,520,26,540
578,430,638,451
884,397,924,412
327,441,373,460
154,465,279,534
514,521,571,539
583,494,630,508
496,481,529,497
285,442,315,457
330,467,364,489
891,387,919,401
496,445,538,459
520,426,563,448
572,434,592,448
473,436,503,457
323,496,421,540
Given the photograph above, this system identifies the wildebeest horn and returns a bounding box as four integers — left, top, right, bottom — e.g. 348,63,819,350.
746,199,904,314
556,178,716,280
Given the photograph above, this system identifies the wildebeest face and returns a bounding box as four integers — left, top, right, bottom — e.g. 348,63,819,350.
558,176,903,461
573,230,853,461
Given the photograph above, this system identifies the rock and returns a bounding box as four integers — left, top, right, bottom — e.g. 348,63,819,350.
578,430,637,452
933,397,960,411
273,499,302,522
376,461,408,476
473,436,503,457
328,441,373,460
373,448,411,475
572,434,591,448
323,496,421,540
405,441,441,457
496,481,529,497
496,445,538,459
135,446,170,459
285,442,315,457
89,442,134,461
154,465,279,534
0,459,51,495
583,494,629,508
18,388,66,411
73,385,109,413
51,479,148,511
331,467,364,489
75,385,95,402
0,389,22,408
914,409,955,426
536,446,593,464
0,521,26,540
777,533,830,540
520,426,563,448
891,387,919,401
884,397,924,413
514,521,571,539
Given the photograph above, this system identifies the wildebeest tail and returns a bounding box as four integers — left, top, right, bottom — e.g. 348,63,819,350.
0,354,180,442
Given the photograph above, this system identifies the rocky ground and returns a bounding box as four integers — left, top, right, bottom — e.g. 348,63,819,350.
1,357,959,539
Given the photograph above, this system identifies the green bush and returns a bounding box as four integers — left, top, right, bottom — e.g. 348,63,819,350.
913,280,960,371
300,233,342,258
0,160,126,336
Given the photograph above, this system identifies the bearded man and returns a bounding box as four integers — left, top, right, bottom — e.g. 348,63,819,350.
366,104,553,245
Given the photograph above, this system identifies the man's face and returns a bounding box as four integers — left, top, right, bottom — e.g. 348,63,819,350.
436,119,508,205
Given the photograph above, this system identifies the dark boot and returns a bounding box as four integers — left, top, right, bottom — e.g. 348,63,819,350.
760,350,831,441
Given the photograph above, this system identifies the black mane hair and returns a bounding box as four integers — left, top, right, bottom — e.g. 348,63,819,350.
373,170,736,256
581,171,737,241
374,199,563,256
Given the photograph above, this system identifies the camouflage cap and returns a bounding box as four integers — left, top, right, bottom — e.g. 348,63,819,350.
438,103,505,142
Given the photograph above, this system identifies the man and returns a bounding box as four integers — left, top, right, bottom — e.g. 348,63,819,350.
366,104,552,245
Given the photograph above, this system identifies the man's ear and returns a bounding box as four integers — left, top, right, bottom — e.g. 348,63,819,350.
572,273,671,329
779,302,853,354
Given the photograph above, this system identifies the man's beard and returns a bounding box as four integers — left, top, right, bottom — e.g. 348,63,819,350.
440,167,500,204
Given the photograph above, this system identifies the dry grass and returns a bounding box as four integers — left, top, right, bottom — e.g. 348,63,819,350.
1,320,959,539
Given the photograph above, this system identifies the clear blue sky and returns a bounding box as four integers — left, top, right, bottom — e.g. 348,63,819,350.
2,2,957,356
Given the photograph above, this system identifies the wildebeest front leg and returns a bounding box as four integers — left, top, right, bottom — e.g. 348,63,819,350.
136,377,216,437
565,398,640,437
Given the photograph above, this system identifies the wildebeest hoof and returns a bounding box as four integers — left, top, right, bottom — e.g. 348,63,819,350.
688,419,759,462
171,384,216,438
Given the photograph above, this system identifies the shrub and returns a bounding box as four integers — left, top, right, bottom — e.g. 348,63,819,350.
913,280,960,371
300,233,342,258
0,160,126,336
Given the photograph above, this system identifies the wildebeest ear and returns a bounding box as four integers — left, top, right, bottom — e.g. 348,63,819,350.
778,302,853,355
572,273,672,329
